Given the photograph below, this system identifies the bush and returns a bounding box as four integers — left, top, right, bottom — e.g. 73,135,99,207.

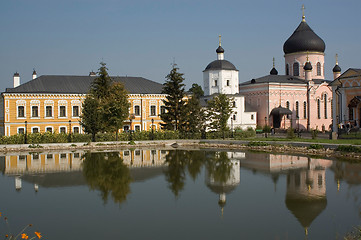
247,141,269,147
336,145,361,153
308,144,324,150
311,129,319,139
287,128,296,139
263,125,271,133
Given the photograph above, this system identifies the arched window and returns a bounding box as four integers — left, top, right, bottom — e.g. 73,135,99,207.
286,64,289,75
293,62,299,76
324,94,327,119
295,101,299,118
317,62,322,76
317,99,321,119
286,101,290,109
303,101,307,119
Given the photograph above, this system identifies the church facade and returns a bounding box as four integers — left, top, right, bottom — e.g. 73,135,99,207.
202,37,257,130
239,12,338,131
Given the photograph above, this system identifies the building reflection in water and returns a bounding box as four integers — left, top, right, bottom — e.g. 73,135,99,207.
205,152,242,216
0,149,169,195
240,152,332,236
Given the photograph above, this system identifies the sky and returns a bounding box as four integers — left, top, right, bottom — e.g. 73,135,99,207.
1,0,361,92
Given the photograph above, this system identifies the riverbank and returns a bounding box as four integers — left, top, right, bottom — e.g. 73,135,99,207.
0,139,361,161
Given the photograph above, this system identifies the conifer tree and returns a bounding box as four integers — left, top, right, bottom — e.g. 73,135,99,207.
160,65,186,131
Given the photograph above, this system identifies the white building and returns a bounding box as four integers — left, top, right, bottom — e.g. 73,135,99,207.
202,36,257,130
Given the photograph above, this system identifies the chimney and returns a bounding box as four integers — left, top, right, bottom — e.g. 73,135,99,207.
32,69,37,79
89,71,96,77
13,72,20,88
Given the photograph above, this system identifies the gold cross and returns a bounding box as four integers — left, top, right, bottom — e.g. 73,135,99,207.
302,4,306,22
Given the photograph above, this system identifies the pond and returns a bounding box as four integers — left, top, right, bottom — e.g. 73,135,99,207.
0,148,360,239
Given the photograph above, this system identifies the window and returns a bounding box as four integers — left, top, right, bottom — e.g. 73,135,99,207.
286,101,290,109
60,153,67,159
32,153,39,160
286,64,289,75
46,106,52,117
32,106,39,117
134,105,140,116
324,94,328,119
18,128,25,134
317,99,321,119
60,127,66,133
318,174,323,187
46,154,53,159
251,114,254,120
135,125,140,131
214,80,218,86
124,151,130,156
150,106,156,116
293,62,299,76
72,106,79,117
303,101,307,119
32,127,39,133
123,126,129,131
160,106,166,114
73,127,79,134
226,80,230,86
19,155,26,161
18,106,25,118
46,127,53,133
73,153,80,158
135,150,141,156
232,101,236,107
349,107,354,120
233,115,236,120
59,106,66,117
295,101,299,118
317,62,322,76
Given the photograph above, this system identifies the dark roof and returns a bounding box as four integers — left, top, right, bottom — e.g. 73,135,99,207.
270,67,278,75
240,75,331,86
204,60,238,71
270,106,292,115
332,64,341,73
216,46,225,53
283,21,325,54
5,75,164,94
304,61,312,71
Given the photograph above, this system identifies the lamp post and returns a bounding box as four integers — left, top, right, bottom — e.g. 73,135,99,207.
24,121,27,144
231,117,234,138
151,118,154,140
129,114,135,141
264,117,267,138
68,120,72,142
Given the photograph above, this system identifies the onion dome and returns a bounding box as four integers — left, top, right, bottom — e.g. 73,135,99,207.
270,57,278,75
283,21,325,54
216,46,224,53
205,60,237,71
333,64,341,73
304,61,312,71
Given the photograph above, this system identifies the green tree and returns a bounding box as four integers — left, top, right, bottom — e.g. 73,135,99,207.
160,65,187,131
164,150,187,197
189,83,204,98
207,94,233,137
183,95,205,135
81,62,130,141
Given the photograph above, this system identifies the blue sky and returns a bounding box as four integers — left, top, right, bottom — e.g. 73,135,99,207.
1,0,360,92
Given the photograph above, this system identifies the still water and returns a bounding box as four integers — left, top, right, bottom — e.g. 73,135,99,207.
0,149,360,240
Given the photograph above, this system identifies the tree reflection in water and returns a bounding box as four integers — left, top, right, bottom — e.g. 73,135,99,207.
206,152,232,184
82,152,131,205
164,150,187,197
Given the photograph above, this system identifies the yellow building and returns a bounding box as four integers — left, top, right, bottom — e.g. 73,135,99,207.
0,71,166,136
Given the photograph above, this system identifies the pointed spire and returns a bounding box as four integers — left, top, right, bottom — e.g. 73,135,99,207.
273,57,275,68
335,53,339,65
270,57,278,75
302,4,306,22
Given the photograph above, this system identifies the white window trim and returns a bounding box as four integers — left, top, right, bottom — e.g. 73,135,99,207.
72,105,80,118
150,105,157,116
31,126,40,133
59,126,67,134
134,124,141,131
45,126,53,133
73,126,80,134
44,105,54,119
134,105,141,116
17,105,26,119
17,127,25,134
30,105,40,119
58,105,67,118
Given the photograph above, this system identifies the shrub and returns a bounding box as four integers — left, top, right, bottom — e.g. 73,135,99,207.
336,145,361,153
287,128,296,139
247,141,269,147
311,129,319,139
308,144,324,150
263,125,271,133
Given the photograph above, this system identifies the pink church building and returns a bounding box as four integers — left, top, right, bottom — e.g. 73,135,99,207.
239,11,340,131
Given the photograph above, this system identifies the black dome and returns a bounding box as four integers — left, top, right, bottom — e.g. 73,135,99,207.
270,67,278,75
216,46,224,53
205,60,237,71
333,64,341,73
304,61,312,71
283,21,325,54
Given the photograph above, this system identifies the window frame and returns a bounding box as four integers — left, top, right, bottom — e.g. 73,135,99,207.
59,106,67,118
17,106,25,118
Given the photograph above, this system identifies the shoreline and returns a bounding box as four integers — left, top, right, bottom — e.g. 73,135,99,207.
0,139,360,161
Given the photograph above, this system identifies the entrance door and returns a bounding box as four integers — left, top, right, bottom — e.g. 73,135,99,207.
273,114,281,128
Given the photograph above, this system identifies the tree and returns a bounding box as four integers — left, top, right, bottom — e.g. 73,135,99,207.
160,65,187,131
183,95,205,135
189,83,204,98
207,94,233,137
81,62,130,141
